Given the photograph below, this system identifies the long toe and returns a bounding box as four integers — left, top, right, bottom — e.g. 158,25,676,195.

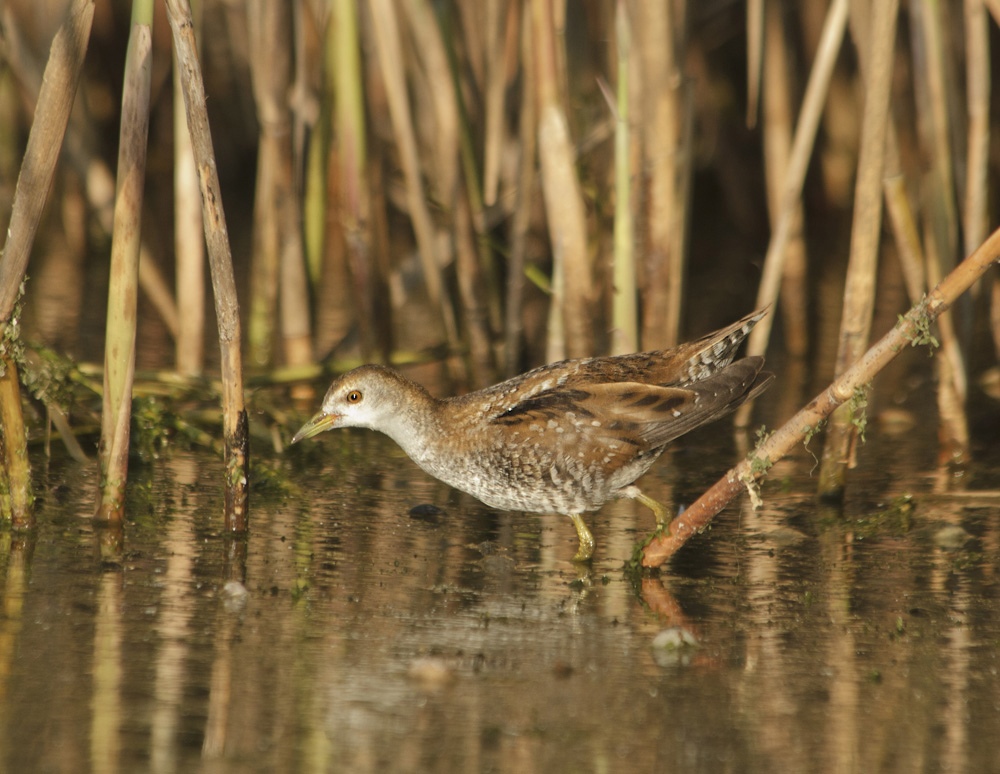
569,513,595,562
632,490,672,527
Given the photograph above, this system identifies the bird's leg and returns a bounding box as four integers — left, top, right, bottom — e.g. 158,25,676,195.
568,513,595,562
623,486,672,528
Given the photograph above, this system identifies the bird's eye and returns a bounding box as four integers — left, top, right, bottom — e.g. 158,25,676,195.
347,390,363,404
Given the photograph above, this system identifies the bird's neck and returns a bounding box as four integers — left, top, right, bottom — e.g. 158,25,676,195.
379,383,445,465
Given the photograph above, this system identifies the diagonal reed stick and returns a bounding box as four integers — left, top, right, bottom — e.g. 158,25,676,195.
642,225,1000,567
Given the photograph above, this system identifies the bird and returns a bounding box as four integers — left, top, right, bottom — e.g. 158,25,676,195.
291,309,774,562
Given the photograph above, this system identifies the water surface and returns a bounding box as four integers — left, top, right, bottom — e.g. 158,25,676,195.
2,419,999,773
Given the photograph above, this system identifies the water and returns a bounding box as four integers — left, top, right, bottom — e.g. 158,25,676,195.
2,418,1000,773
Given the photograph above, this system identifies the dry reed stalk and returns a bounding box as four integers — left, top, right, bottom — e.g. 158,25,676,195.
273,53,314,397
167,0,249,532
0,0,94,324
883,176,927,305
402,0,498,382
0,356,31,526
987,0,1000,25
642,225,1000,566
455,158,500,385
455,80,505,352
923,215,971,463
245,155,278,365
0,0,93,321
246,0,290,369
0,0,94,527
545,243,566,362
368,0,459,352
1,9,180,340
762,0,809,358
634,0,682,350
741,0,848,369
456,0,486,88
963,0,999,359
549,0,568,105
910,0,960,264
504,5,536,377
455,193,495,387
797,0,858,208
963,0,990,260
0,72,16,214
276,137,313,398
482,0,509,207
532,0,592,360
909,0,969,463
366,157,395,362
457,131,504,362
173,4,204,377
609,0,637,356
324,0,379,359
303,90,328,290
817,0,898,499
746,0,764,128
97,0,154,523
289,0,313,190
279,224,314,398
402,0,459,211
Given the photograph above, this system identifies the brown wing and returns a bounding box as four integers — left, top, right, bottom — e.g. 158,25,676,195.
545,308,768,390
465,309,769,416
581,358,773,448
488,358,771,455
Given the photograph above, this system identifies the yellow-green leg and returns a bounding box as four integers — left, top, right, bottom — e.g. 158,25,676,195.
568,513,595,562
625,486,672,528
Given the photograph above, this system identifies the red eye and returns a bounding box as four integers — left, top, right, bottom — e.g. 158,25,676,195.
347,390,363,404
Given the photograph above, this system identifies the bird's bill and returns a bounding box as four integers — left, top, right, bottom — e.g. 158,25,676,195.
291,411,340,444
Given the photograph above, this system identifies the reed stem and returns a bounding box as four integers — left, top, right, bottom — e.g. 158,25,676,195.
0,0,94,527
96,0,153,522
167,0,249,532
369,0,459,354
818,0,899,499
173,0,204,376
533,0,592,359
610,0,637,356
743,0,849,362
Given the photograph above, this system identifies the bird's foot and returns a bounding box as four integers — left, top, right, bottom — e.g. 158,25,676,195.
630,490,673,532
569,513,595,562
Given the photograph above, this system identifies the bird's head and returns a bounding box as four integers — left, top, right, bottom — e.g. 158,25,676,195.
291,364,430,443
